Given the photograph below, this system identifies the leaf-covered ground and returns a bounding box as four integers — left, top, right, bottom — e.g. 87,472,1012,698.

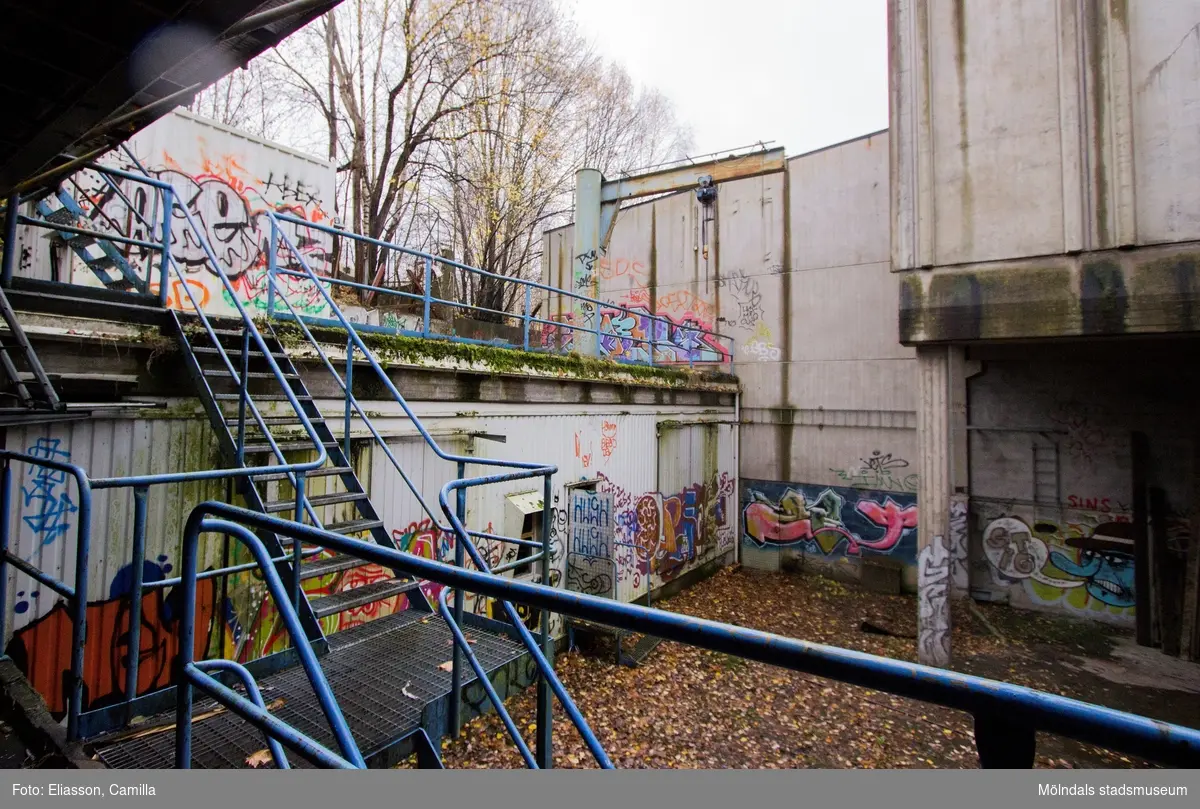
421,566,1199,769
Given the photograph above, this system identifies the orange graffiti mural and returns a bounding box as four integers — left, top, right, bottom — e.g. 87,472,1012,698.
5,578,216,716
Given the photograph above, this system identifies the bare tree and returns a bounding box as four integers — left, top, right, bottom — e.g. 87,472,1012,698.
186,63,289,139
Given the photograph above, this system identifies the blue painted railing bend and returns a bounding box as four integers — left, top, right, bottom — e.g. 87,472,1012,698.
178,502,1200,769
0,451,91,742
178,514,366,769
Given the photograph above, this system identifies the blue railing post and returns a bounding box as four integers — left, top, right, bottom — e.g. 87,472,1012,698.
124,485,149,712
66,481,91,743
649,315,658,366
593,303,603,358
535,472,554,768
293,472,306,612
422,256,432,338
266,217,277,319
0,462,10,645
344,336,353,461
522,286,532,352
1,192,19,288
449,460,466,737
236,329,250,464
157,187,172,306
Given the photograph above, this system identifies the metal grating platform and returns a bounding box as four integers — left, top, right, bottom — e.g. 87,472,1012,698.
89,610,527,769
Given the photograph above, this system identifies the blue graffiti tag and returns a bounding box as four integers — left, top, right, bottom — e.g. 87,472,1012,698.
21,437,78,548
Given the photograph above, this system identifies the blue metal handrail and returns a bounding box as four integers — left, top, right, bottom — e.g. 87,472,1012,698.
175,502,1200,769
0,451,92,741
272,210,735,366
178,515,364,769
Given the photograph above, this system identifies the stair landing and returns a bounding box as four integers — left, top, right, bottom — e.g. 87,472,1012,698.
88,610,529,768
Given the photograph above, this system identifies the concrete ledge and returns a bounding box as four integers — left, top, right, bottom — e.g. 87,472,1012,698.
0,659,102,769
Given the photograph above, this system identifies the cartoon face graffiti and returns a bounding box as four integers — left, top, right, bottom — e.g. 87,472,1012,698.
1048,527,1136,608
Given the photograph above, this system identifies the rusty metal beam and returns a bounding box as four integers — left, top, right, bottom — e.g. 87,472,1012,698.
599,147,786,203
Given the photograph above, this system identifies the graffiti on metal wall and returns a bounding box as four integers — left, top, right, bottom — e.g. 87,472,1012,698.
830,450,919,494
5,558,216,717
570,490,614,557
980,515,1135,617
20,438,78,553
741,480,918,562
600,471,735,590
73,148,333,319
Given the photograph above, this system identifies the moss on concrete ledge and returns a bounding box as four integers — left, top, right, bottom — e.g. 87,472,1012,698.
273,322,738,389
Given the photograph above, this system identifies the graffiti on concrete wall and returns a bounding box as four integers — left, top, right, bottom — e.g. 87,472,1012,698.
741,480,919,563
73,146,334,319
830,450,919,494
5,558,216,716
917,534,952,667
600,305,728,365
980,515,1136,619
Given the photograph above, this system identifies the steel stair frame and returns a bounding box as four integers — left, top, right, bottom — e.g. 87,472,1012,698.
33,183,145,292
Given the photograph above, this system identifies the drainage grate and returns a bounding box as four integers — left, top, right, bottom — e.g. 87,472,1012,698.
91,610,526,769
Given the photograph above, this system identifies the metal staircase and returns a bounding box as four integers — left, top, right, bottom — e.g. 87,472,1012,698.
171,310,430,638
33,184,145,292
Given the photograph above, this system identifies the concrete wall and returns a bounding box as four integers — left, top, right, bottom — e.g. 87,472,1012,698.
965,340,1198,628
545,132,921,589
892,1,1200,344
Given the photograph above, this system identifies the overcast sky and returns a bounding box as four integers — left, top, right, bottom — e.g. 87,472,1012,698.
565,0,889,159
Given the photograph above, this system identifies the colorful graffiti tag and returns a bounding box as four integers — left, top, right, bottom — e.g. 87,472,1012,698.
5,558,216,717
540,307,728,365
741,480,919,563
599,471,735,591
981,516,1136,617
73,147,333,319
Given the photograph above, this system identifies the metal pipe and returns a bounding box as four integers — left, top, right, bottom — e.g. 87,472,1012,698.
293,472,306,611
449,460,466,738
536,472,553,768
179,512,364,767
0,463,11,643
124,486,149,709
344,337,353,460
17,215,165,252
183,666,354,768
236,331,250,464
192,660,290,769
0,550,74,598
145,547,323,590
10,146,111,197
66,472,91,742
489,552,544,576
158,188,172,306
422,256,432,338
438,588,537,768
222,0,335,38
522,286,532,351
184,502,1200,768
2,193,18,287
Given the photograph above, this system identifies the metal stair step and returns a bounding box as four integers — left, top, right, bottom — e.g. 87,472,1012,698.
250,465,353,482
263,490,367,513
214,393,311,401
300,552,372,580
626,634,663,666
195,346,291,360
243,438,339,454
325,518,384,536
224,415,325,427
202,368,301,380
310,578,421,618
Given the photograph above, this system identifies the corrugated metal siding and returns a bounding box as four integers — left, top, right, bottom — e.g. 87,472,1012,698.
2,416,229,711
367,410,735,634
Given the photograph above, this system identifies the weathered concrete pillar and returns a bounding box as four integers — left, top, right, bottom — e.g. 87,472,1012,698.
916,345,966,667
572,169,603,357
